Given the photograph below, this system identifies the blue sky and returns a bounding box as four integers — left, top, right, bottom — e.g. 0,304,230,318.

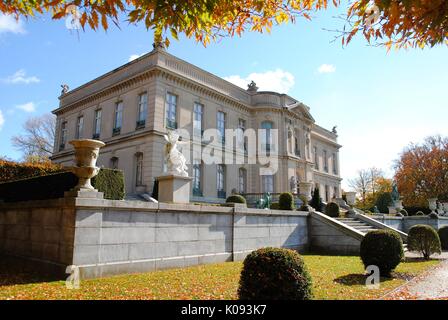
0,5,447,189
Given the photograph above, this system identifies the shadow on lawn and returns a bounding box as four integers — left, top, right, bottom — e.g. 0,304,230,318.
334,272,411,286
0,255,65,287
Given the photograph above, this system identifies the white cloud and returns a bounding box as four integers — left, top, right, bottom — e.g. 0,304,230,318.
224,69,295,94
1,69,40,84
128,53,145,62
317,64,336,74
0,110,4,131
15,102,36,113
0,14,26,35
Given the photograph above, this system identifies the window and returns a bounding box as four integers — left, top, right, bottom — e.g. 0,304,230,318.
93,109,101,139
237,118,247,152
113,101,123,135
262,175,274,193
332,153,338,175
76,116,84,139
110,157,118,169
295,136,300,157
193,102,203,137
166,93,177,129
135,153,143,186
217,111,225,144
137,93,147,128
333,186,339,199
192,160,202,196
313,146,319,170
261,121,273,153
239,168,247,194
325,185,330,202
60,121,67,150
323,150,328,172
217,164,226,198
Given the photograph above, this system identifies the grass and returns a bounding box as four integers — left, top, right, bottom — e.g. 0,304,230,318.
0,254,439,300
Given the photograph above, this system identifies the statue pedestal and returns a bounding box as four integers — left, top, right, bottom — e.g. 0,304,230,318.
157,174,192,204
64,189,104,199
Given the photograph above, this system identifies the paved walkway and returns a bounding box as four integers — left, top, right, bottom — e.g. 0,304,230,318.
384,252,448,300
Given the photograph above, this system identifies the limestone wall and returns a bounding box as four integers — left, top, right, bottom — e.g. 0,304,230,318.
0,199,309,279
373,216,448,233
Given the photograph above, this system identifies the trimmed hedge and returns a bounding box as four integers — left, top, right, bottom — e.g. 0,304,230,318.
325,202,340,218
226,195,246,204
0,159,63,182
407,225,441,260
279,192,294,210
438,226,448,251
360,230,404,277
238,247,312,300
404,206,431,216
375,192,393,213
310,187,323,212
270,202,280,210
0,168,125,202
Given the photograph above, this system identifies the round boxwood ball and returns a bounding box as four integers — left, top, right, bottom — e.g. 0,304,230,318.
408,225,441,259
325,202,340,218
225,195,246,204
238,247,313,300
438,226,448,251
360,230,404,277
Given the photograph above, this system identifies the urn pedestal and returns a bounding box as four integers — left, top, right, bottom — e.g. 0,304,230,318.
64,139,105,199
428,198,438,214
157,174,192,204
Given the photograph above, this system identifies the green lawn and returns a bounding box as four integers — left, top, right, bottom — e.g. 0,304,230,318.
0,255,439,300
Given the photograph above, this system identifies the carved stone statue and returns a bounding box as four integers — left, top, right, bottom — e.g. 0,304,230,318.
391,182,400,201
290,176,297,193
164,130,189,177
61,84,69,95
332,126,338,134
256,192,271,209
247,80,258,92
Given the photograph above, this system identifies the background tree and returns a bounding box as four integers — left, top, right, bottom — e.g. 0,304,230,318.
11,114,56,162
1,1,446,49
394,135,448,207
349,167,391,210
348,169,371,207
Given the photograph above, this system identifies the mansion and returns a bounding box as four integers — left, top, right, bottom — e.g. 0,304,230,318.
51,45,342,203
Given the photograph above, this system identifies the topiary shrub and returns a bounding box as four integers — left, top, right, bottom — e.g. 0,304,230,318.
375,192,393,214
399,209,408,216
309,187,323,212
270,202,280,210
429,212,439,219
438,226,448,251
360,230,404,277
408,225,442,260
0,168,125,202
226,195,246,204
325,202,340,218
415,211,425,216
279,192,294,210
91,168,125,200
238,247,312,300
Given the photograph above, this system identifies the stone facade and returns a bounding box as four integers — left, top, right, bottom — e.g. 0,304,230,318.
51,47,342,203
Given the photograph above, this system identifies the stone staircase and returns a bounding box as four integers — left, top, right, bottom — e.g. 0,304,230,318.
335,217,380,234
335,216,408,250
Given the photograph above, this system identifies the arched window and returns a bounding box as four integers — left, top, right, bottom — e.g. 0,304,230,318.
135,153,143,186
238,168,247,194
110,157,119,169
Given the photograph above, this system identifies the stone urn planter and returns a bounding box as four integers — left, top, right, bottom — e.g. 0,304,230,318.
298,182,313,201
69,139,105,192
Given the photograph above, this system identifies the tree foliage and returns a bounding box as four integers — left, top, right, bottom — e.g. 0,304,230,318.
11,114,55,162
394,135,448,207
345,0,448,50
1,1,447,49
349,167,390,210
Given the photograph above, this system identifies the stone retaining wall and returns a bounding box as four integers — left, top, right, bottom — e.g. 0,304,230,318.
0,199,309,279
372,216,448,233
